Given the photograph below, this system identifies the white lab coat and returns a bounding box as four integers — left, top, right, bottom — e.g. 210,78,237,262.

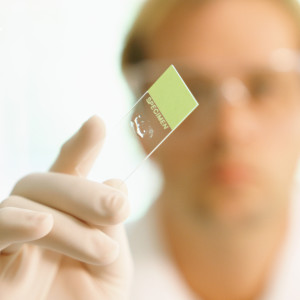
127,184,300,300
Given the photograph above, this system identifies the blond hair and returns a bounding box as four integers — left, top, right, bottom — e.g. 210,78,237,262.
121,0,300,71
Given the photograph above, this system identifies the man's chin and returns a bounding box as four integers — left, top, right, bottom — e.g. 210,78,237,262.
192,186,267,227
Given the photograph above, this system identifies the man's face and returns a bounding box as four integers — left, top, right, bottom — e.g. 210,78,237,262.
144,0,300,224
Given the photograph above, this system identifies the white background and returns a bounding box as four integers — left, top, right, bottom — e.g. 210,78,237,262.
0,0,162,222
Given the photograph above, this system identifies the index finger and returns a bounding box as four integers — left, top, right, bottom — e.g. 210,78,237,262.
50,115,105,177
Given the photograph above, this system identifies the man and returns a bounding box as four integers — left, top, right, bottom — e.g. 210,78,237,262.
123,0,300,299
2,0,300,299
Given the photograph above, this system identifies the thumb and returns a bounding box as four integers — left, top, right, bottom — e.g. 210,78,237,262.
50,115,105,177
104,178,128,196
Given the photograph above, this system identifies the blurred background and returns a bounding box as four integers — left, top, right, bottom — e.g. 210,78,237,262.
0,0,162,222
1,0,300,222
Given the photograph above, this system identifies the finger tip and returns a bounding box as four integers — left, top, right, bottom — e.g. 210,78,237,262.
33,213,54,237
97,241,120,266
106,197,130,225
103,178,128,196
82,115,106,140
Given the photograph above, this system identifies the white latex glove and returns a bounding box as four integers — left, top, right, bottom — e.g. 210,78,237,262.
0,116,133,300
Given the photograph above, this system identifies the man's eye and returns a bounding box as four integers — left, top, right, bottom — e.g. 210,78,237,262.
249,78,275,98
187,80,216,102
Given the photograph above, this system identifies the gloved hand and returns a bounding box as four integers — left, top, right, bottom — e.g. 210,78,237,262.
0,116,133,300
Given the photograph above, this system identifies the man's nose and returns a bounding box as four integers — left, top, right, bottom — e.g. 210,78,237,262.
221,78,249,106
213,78,258,143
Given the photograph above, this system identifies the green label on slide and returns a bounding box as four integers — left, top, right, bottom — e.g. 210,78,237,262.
148,65,199,130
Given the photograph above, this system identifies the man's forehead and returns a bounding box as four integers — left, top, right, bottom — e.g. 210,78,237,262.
148,0,299,74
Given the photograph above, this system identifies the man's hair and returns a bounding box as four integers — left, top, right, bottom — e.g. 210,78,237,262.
121,0,300,73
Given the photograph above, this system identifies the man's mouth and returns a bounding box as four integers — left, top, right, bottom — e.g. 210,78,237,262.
209,163,252,186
